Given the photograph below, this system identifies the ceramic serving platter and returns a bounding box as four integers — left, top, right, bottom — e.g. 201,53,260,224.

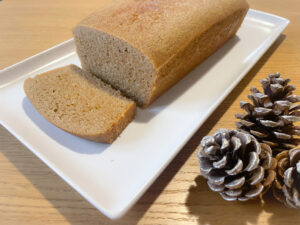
0,9,289,219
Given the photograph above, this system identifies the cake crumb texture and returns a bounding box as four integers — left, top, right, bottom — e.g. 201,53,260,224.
24,64,136,143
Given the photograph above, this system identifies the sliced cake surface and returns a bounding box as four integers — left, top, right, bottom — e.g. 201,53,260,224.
24,64,136,143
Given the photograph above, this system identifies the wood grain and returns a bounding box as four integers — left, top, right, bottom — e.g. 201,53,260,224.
1,0,300,224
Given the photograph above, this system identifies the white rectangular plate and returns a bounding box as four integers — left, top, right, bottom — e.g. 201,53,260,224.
0,9,289,219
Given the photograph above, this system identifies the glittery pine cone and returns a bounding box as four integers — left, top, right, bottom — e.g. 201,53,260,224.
236,72,300,155
273,148,300,208
198,129,277,201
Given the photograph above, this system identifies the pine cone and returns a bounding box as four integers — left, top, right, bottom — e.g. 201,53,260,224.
236,72,300,155
273,149,300,208
198,129,276,201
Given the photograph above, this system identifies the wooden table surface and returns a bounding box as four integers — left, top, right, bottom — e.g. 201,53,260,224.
1,0,300,224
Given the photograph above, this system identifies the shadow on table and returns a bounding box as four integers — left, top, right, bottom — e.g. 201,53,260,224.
186,175,264,225
1,34,286,225
186,181,300,225
262,191,300,225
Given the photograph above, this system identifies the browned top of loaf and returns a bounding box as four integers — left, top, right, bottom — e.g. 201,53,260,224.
75,0,249,68
24,65,135,141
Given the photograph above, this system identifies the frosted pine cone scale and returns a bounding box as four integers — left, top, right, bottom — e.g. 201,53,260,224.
273,149,300,208
198,129,276,201
236,73,300,155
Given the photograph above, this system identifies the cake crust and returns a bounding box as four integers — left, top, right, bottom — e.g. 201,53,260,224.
74,0,249,107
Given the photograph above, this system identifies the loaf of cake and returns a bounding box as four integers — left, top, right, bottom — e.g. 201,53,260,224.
24,65,136,143
73,0,249,107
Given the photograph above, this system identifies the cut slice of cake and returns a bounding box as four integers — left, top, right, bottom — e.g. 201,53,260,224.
24,64,136,143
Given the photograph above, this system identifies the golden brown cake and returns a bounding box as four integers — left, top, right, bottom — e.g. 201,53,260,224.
73,0,249,107
24,64,136,143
